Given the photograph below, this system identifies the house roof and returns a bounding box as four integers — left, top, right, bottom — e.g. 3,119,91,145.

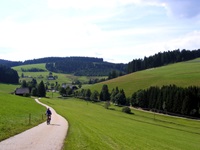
15,87,30,95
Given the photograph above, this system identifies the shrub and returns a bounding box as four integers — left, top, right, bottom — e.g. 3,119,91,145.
23,93,31,97
104,101,110,109
122,106,131,114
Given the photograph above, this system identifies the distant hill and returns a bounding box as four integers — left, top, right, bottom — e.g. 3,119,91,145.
0,56,104,67
1,49,200,76
127,49,200,73
46,60,126,76
1,56,127,76
86,58,200,97
0,59,22,68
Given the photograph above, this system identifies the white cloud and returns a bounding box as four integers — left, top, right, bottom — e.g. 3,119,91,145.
1,0,200,63
164,31,200,50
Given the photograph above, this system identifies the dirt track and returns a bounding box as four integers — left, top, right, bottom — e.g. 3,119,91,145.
0,99,68,150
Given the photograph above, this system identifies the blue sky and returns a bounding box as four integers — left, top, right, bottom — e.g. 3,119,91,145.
0,0,200,63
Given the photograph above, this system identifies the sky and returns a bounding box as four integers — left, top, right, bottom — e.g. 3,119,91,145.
0,0,200,63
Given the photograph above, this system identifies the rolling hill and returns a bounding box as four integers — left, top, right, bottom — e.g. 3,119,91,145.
12,63,107,85
2,56,127,76
84,58,200,97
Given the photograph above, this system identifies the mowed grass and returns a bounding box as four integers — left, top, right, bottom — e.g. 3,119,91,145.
85,58,200,97
40,98,200,150
0,84,46,141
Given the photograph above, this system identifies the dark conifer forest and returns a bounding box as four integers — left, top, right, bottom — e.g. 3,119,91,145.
0,65,19,84
127,49,200,73
131,85,200,118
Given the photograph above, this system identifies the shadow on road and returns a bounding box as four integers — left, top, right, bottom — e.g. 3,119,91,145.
49,124,61,126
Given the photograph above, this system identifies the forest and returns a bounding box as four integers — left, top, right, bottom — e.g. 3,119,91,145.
127,49,200,73
46,59,126,76
0,65,19,84
131,85,200,117
0,56,103,67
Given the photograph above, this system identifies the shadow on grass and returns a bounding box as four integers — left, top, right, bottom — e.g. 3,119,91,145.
108,108,115,111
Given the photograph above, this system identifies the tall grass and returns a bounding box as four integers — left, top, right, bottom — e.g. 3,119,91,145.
41,98,200,150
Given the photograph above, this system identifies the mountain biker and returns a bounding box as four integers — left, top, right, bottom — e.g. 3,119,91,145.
46,108,52,124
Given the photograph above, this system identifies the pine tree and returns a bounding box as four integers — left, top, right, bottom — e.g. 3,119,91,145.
38,81,46,97
100,84,110,101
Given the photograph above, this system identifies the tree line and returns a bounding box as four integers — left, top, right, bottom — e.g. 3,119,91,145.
0,56,104,67
73,85,129,106
0,64,19,84
46,61,126,76
131,85,200,117
127,49,200,73
71,84,200,118
21,68,46,72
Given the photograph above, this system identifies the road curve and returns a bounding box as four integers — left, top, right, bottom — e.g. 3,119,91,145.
0,99,68,150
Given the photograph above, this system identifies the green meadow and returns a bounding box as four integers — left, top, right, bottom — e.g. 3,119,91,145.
40,97,200,150
0,84,45,141
12,63,106,85
84,58,200,97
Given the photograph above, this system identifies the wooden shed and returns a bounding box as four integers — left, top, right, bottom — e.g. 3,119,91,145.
15,87,30,96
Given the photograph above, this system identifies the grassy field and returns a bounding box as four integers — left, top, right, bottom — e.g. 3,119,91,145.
41,98,200,150
0,84,19,94
84,58,200,97
0,83,46,141
13,63,72,84
12,63,106,86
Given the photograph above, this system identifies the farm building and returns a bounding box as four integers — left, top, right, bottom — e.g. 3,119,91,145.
15,87,30,96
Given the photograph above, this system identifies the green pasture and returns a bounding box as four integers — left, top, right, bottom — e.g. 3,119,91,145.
0,84,46,141
84,58,200,97
12,63,106,86
41,98,200,150
0,84,19,94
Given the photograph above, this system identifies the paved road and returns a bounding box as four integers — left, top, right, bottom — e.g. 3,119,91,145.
0,99,68,150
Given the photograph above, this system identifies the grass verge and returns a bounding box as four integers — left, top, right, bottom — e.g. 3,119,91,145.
0,93,46,141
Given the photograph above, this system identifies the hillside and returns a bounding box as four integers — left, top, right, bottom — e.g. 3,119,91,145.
12,63,106,85
2,56,127,76
85,58,200,97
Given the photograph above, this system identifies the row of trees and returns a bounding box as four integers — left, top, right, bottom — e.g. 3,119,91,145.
71,84,200,117
73,85,128,106
0,56,104,67
127,49,200,73
108,70,125,80
21,79,46,97
21,68,46,72
0,64,19,84
131,85,200,117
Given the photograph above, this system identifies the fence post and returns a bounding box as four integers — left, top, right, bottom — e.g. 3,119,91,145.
29,113,31,125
